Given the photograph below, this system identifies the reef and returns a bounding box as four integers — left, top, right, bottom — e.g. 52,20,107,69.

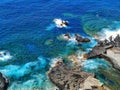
48,60,108,90
0,72,9,90
86,34,120,71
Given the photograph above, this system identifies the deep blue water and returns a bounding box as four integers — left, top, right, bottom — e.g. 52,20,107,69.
0,0,120,90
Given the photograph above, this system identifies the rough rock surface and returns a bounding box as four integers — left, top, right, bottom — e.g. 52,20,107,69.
75,34,90,43
86,35,120,71
86,45,106,58
0,72,9,90
48,60,106,90
61,33,90,43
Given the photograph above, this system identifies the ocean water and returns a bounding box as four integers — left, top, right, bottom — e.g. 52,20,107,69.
0,0,120,90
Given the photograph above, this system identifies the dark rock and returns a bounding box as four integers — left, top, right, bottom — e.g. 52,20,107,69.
75,34,83,42
109,36,113,42
48,60,93,90
75,34,90,43
87,46,106,58
86,34,120,71
87,34,120,59
62,21,69,26
83,38,91,42
0,72,9,90
64,33,71,39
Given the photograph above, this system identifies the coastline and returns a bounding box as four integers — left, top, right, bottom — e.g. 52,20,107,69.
48,34,120,90
86,34,120,71
48,60,109,90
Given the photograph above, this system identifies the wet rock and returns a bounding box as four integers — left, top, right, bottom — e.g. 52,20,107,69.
0,72,9,90
86,34,120,71
83,38,91,42
86,46,106,58
64,33,71,39
48,60,106,90
75,34,90,43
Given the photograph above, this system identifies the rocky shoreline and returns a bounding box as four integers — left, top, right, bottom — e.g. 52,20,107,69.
48,60,108,90
48,34,120,90
86,34,120,71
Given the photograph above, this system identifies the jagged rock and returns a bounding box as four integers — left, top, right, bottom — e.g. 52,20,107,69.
48,60,106,90
87,46,106,58
0,72,9,90
86,34,120,71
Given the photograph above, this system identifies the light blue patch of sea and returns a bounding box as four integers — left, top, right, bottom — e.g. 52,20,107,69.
82,58,111,73
0,57,47,80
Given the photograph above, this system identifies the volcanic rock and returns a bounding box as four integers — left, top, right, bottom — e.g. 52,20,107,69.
75,34,90,43
48,60,105,90
0,72,9,90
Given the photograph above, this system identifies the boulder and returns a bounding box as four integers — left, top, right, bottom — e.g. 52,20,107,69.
48,60,110,90
75,34,90,43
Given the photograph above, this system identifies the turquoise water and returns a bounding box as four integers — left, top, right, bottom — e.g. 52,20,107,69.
0,0,120,90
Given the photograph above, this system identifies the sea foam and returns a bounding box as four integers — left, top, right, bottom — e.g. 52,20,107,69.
99,28,120,41
0,57,47,80
49,57,62,67
82,58,110,72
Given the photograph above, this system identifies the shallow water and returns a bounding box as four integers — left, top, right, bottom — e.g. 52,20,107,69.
0,0,120,90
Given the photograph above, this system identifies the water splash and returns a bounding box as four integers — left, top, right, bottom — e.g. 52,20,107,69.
99,28,120,40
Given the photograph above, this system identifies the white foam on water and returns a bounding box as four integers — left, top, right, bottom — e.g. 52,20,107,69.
77,50,85,60
0,56,52,90
0,57,47,79
0,50,13,62
8,73,58,90
99,28,120,41
53,18,68,28
67,34,78,46
49,57,62,67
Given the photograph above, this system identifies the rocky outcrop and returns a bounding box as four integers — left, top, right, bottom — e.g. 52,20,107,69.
75,34,90,43
64,33,71,39
86,45,106,59
48,60,106,90
0,72,9,90
98,34,120,48
86,35,120,71
62,33,91,43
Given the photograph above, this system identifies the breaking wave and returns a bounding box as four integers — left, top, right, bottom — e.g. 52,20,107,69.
101,28,120,40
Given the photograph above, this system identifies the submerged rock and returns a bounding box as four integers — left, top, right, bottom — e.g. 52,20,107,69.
48,60,106,90
0,72,9,90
